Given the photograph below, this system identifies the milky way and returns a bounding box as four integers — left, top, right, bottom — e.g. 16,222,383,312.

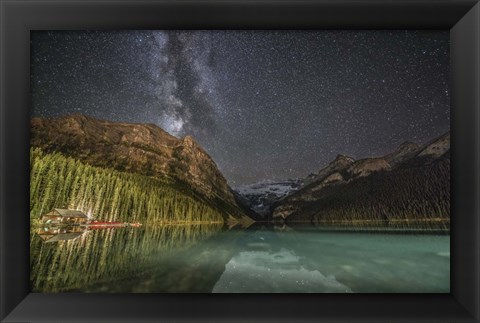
31,30,450,185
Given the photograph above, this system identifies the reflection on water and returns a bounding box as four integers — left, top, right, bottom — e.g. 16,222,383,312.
30,222,450,293
308,219,450,234
213,248,352,293
214,225,449,293
36,226,87,243
30,224,223,292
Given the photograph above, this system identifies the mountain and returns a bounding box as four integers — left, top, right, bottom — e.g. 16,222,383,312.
384,141,420,167
233,179,303,219
31,114,235,204
271,132,450,223
304,154,355,185
30,114,247,222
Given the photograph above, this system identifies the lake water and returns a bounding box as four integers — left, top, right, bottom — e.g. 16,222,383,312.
30,223,450,293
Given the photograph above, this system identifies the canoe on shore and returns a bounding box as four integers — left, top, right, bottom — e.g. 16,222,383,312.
86,221,142,228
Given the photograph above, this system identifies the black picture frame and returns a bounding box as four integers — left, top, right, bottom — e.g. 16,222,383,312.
1,0,479,322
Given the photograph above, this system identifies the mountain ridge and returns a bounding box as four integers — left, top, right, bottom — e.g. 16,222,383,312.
30,114,240,214
271,131,450,222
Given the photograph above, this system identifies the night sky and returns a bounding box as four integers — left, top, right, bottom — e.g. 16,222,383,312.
31,30,450,186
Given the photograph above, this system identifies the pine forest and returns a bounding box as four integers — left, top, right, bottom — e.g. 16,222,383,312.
30,148,225,224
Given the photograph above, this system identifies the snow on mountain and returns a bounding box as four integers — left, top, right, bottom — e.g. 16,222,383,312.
234,179,303,217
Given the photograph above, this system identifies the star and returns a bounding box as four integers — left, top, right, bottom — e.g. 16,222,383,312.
31,30,450,185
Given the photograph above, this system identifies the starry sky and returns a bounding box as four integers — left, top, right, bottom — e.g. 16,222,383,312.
31,30,450,186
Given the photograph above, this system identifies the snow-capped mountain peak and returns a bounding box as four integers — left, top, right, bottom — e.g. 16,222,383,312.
234,179,303,217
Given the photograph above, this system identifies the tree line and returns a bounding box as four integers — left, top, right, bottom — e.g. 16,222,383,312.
282,158,450,223
30,148,225,223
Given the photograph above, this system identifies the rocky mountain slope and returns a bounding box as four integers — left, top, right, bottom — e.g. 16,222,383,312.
30,114,243,217
303,154,355,185
383,142,420,167
272,132,450,223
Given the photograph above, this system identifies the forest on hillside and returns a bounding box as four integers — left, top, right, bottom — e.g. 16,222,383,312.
30,148,225,224
280,157,450,223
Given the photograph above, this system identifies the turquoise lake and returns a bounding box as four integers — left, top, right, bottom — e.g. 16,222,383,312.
30,223,450,293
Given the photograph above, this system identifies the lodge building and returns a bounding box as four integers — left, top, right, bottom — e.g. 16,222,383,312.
41,208,89,225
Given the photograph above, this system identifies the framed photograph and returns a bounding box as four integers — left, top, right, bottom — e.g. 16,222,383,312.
1,0,479,322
